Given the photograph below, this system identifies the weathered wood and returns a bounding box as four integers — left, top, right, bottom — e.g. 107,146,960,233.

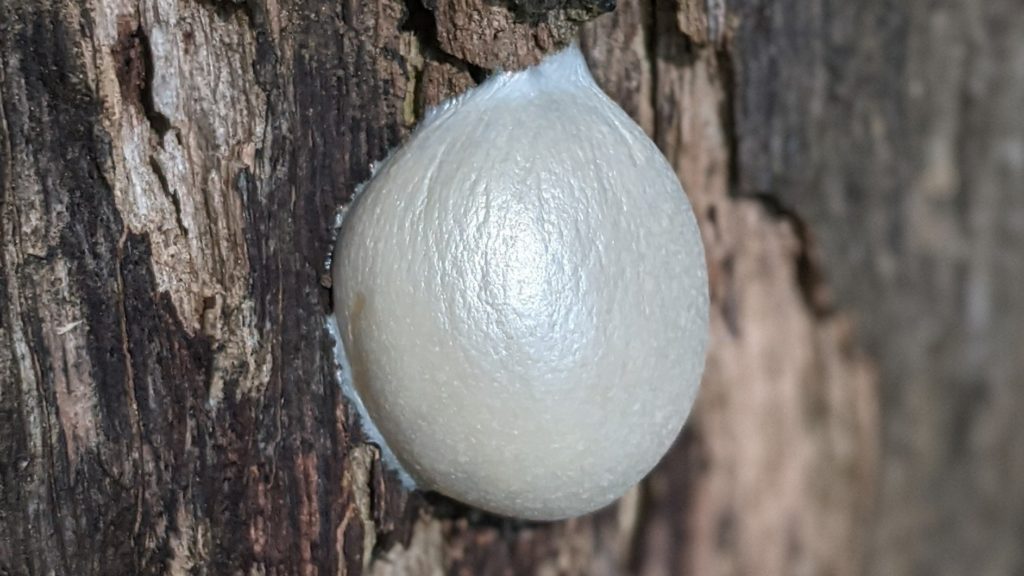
2,0,1020,574
0,1,411,573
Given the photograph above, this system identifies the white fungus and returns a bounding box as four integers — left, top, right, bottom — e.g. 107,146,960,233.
332,44,708,520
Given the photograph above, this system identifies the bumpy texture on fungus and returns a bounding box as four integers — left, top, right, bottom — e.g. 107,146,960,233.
333,45,708,520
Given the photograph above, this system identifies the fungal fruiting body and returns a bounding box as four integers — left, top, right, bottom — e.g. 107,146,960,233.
333,45,708,521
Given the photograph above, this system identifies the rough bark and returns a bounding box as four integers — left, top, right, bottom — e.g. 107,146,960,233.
0,0,1019,575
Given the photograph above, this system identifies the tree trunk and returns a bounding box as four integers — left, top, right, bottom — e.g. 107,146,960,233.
1,0,1020,575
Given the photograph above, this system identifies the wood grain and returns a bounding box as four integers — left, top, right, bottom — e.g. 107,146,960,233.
2,0,1020,574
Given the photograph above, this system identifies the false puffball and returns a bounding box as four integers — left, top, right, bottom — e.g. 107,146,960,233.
332,44,708,520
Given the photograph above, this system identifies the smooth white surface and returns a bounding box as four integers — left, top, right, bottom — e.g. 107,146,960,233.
333,45,708,520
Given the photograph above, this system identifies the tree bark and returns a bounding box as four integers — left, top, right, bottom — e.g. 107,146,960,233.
1,1,1020,576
